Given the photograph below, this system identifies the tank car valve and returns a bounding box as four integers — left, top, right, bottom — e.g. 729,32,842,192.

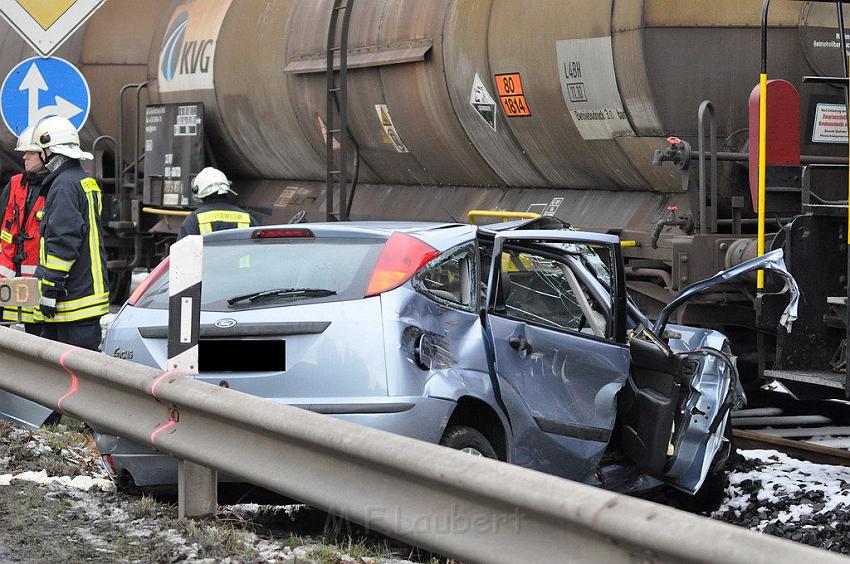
653,137,692,192
651,205,695,249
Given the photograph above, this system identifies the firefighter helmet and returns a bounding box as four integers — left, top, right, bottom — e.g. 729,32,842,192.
33,116,93,160
191,167,237,199
14,126,39,153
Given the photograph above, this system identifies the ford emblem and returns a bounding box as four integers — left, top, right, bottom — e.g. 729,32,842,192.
215,318,237,329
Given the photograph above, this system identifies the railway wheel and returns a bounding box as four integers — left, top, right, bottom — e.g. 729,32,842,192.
440,426,498,459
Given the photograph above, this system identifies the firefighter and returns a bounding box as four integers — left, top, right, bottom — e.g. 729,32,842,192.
31,116,109,351
0,126,48,333
178,167,255,239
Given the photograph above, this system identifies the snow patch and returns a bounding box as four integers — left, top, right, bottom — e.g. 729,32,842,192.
5,469,115,492
724,449,850,526
229,503,306,517
715,449,850,551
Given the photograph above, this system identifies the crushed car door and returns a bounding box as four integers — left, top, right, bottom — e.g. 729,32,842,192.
618,323,732,495
483,231,629,480
622,248,799,493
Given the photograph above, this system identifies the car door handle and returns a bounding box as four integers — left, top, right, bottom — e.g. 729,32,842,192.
508,336,533,354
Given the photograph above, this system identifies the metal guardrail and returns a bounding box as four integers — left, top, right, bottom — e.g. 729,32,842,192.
0,327,844,564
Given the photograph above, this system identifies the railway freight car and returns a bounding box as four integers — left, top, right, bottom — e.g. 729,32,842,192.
0,0,846,395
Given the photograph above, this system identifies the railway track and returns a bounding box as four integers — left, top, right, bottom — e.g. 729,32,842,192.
732,405,850,467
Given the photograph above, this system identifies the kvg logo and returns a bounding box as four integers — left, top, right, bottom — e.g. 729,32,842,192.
160,12,216,81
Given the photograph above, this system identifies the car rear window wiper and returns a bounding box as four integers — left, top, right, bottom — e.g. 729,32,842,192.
227,288,337,306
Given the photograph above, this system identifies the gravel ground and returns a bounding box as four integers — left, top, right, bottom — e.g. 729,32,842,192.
713,449,850,554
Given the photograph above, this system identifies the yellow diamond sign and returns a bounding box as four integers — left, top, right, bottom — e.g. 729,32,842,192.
16,0,76,30
0,0,103,56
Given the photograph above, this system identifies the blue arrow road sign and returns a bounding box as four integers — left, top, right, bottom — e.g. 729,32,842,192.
0,56,90,136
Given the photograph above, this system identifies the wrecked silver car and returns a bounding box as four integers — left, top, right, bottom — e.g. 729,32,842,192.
91,218,797,500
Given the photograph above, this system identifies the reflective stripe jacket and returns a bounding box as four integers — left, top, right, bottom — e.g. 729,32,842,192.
0,173,45,323
0,173,44,278
178,198,255,240
34,161,109,323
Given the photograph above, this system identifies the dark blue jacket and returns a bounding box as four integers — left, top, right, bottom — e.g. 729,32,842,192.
178,197,255,239
34,160,109,323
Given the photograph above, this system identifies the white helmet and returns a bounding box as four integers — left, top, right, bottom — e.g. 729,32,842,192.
14,126,39,152
191,167,237,199
33,116,92,160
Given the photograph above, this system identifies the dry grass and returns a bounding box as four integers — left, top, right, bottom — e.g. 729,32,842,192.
174,516,259,560
307,545,342,564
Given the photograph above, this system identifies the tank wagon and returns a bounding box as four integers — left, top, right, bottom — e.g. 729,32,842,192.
0,0,847,395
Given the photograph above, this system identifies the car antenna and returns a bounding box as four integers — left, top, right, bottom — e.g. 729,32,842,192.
407,168,459,223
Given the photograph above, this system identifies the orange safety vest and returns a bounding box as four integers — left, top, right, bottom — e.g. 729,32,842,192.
0,173,44,279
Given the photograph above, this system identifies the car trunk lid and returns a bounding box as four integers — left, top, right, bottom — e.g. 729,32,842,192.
114,298,388,398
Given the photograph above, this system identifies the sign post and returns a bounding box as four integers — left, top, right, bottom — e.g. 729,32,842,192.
167,235,217,518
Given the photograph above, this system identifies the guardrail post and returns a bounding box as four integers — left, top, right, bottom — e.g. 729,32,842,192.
177,458,218,519
168,235,217,519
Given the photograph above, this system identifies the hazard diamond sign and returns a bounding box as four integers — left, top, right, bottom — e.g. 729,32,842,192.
0,0,104,56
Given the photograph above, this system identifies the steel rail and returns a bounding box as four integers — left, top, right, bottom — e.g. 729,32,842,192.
733,429,850,467
0,327,843,564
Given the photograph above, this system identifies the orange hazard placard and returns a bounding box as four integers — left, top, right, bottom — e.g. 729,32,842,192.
500,96,531,117
494,73,531,117
495,73,524,96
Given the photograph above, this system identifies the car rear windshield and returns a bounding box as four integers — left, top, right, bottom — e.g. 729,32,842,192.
134,238,385,311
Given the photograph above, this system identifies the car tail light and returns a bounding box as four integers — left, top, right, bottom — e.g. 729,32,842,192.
366,232,439,297
127,257,170,306
251,228,315,239
101,454,117,476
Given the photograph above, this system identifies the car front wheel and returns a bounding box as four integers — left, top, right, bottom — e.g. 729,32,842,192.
439,426,498,459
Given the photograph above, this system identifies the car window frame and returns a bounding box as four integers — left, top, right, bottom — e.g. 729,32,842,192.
413,244,477,312
489,241,619,345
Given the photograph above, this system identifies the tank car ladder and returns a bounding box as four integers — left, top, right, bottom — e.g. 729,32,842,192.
90,81,148,303
325,0,356,222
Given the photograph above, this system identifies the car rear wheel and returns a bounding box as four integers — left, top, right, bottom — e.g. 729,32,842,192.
439,426,498,459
